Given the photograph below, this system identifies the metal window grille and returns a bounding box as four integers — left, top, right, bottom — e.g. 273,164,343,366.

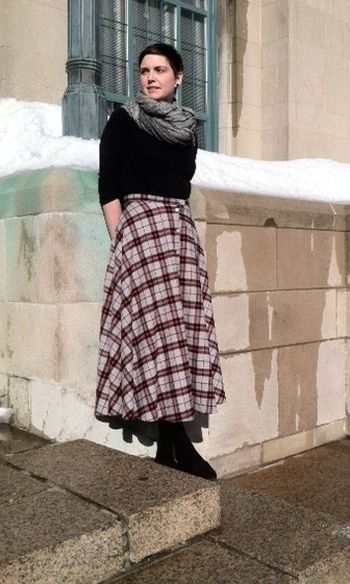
99,0,217,150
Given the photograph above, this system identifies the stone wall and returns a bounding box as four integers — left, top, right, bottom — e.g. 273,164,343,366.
218,0,350,162
0,170,148,456
196,187,349,475
288,0,350,162
0,169,348,476
0,0,67,103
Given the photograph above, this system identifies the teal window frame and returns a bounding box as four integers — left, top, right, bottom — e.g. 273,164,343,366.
99,0,218,151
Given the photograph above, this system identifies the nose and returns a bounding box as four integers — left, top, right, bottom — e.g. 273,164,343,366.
147,69,155,82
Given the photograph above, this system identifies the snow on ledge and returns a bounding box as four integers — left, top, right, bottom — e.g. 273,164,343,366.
1,98,350,204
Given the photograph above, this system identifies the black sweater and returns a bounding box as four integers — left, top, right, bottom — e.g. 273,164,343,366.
98,108,197,208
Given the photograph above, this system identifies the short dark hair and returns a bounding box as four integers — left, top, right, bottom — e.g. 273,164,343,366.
138,43,183,74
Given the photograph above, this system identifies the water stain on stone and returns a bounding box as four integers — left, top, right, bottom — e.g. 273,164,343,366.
19,220,36,283
240,221,340,434
53,215,82,299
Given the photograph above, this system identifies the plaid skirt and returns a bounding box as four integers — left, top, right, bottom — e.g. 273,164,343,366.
95,193,225,422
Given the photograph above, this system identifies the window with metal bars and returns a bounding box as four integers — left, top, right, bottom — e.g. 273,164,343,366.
98,0,217,150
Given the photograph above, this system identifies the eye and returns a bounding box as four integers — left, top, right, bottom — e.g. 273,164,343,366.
140,68,149,75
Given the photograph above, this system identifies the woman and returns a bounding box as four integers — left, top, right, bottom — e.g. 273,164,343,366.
95,43,225,480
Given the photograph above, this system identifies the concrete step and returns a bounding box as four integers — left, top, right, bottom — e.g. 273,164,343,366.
1,435,220,583
2,426,350,583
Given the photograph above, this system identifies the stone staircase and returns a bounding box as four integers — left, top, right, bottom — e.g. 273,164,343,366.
0,426,219,583
1,425,350,583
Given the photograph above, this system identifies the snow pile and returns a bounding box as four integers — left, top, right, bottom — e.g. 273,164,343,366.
195,150,350,203
0,99,98,176
1,98,350,203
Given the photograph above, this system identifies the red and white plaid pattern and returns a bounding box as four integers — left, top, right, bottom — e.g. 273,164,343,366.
95,193,225,422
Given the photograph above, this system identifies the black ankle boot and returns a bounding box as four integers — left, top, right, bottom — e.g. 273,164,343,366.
177,458,217,480
167,422,217,481
154,455,179,470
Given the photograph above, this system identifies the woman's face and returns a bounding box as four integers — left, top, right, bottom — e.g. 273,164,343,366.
139,54,182,102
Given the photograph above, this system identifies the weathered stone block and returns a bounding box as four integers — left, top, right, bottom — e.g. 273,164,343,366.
28,380,94,441
53,213,108,303
1,0,55,57
317,340,346,426
6,303,57,380
271,289,337,346
39,169,99,214
128,487,220,563
277,229,345,289
56,302,101,385
345,340,350,424
189,186,206,220
0,303,8,375
0,221,6,301
5,212,108,304
210,443,262,479
0,376,8,409
0,170,99,220
194,220,206,254
6,215,54,303
214,288,336,353
23,378,150,454
262,420,346,465
276,341,345,437
203,189,341,231
213,294,250,352
206,224,276,293
208,352,278,457
8,376,30,429
336,289,348,338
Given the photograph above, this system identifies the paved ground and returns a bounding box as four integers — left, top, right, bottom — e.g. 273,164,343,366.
114,438,350,584
1,424,350,583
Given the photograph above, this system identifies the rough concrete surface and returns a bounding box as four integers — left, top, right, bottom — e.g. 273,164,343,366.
0,461,47,505
5,438,221,563
113,541,294,584
0,489,124,584
233,439,350,522
0,424,48,456
211,483,350,579
2,427,350,583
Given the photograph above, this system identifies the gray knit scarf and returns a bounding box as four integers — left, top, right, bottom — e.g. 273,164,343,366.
122,92,196,147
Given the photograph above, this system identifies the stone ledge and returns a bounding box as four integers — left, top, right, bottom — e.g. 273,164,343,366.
1,171,349,233
197,187,348,231
0,169,99,218
5,439,221,566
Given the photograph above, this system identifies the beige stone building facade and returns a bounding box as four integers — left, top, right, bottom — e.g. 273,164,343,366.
218,0,350,162
1,0,350,161
1,0,350,476
0,0,67,104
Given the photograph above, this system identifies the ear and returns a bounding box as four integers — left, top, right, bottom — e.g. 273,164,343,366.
175,72,183,87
